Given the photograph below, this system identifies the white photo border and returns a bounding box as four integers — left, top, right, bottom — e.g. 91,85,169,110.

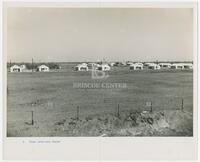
2,1,198,160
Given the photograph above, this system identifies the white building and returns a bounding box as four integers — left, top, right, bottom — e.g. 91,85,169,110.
109,62,116,67
130,63,143,70
121,61,126,66
182,63,193,69
87,63,99,70
75,63,89,71
159,63,171,69
37,65,50,72
144,62,154,67
10,65,22,72
126,62,134,66
171,64,184,70
127,63,134,66
20,64,26,70
135,62,143,66
148,64,161,70
98,64,111,71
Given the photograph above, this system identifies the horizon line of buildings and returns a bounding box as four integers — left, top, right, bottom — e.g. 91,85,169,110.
75,62,193,71
9,64,50,72
8,61,193,73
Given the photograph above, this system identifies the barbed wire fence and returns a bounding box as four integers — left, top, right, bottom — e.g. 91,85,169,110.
7,96,192,127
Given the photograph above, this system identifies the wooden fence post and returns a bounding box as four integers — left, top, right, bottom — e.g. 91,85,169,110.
31,111,34,125
181,98,184,111
77,106,79,120
117,104,120,118
150,101,153,113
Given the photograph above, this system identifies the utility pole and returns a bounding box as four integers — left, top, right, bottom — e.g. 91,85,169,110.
32,58,33,73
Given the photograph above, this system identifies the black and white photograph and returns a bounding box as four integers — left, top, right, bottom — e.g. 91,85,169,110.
6,5,195,138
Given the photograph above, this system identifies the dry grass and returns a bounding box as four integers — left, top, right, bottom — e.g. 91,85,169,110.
7,109,192,137
7,65,193,136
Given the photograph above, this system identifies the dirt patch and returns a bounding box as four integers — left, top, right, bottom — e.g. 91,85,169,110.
51,110,192,136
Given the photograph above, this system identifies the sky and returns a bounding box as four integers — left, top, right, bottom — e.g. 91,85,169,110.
7,8,193,62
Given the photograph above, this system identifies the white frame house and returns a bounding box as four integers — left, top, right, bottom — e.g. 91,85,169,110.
159,63,171,69
98,64,111,71
130,63,143,70
37,65,50,72
87,63,99,70
182,63,193,69
148,64,161,70
171,64,184,70
10,65,22,72
75,63,89,71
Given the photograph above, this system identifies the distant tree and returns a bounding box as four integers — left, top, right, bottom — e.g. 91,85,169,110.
46,63,60,69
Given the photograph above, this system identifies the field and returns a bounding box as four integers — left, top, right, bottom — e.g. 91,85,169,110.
7,64,193,137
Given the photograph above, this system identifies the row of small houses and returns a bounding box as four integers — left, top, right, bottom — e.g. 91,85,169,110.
9,62,193,72
75,62,193,71
9,64,49,72
129,62,193,70
75,63,111,71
